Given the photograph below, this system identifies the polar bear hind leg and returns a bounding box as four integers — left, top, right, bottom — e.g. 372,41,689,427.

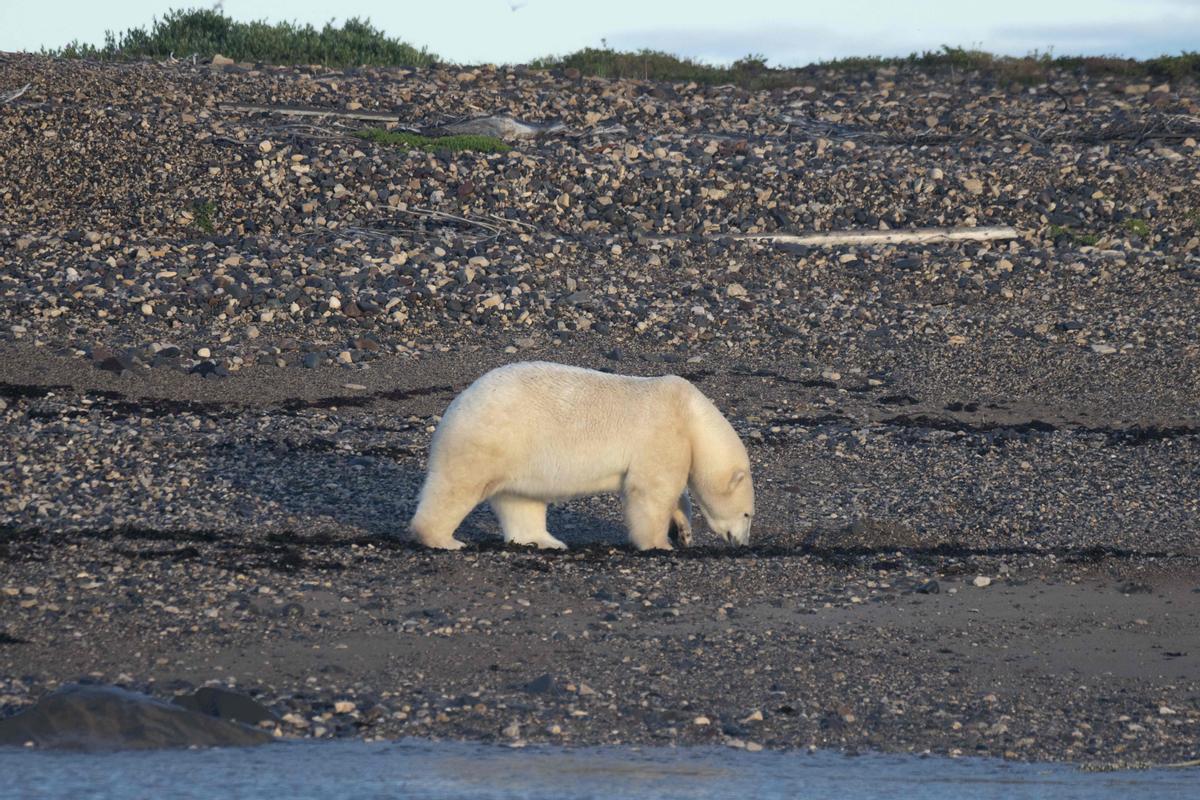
408,471,491,550
490,493,566,550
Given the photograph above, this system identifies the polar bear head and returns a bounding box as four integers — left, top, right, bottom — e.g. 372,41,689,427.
695,467,755,545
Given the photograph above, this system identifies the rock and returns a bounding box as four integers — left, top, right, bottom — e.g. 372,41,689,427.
961,178,984,195
189,360,227,379
1090,343,1117,354
972,576,992,588
302,352,322,369
172,686,278,727
210,54,235,66
522,674,565,696
94,354,132,375
915,580,940,595
0,685,271,749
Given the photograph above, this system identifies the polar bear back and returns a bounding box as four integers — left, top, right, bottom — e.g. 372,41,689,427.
428,362,697,501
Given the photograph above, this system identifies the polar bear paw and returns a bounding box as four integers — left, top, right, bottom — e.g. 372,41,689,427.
506,531,568,550
427,537,467,550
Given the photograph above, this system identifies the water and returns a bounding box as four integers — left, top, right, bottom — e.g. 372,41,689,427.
2,740,1194,800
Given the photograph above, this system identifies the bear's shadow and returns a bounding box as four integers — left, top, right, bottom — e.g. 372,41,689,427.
205,443,630,547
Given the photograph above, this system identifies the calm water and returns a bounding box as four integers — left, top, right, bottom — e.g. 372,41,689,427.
2,740,1194,800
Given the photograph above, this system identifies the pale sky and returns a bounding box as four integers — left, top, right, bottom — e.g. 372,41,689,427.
3,0,1199,64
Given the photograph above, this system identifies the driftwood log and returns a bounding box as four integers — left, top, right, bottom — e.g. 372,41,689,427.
725,225,1020,247
217,103,401,123
1,83,30,104
647,225,1020,247
217,104,568,141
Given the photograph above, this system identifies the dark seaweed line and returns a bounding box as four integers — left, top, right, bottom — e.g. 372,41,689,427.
1,526,1189,568
0,380,457,418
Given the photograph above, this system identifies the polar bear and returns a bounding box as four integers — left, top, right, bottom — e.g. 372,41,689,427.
408,361,755,551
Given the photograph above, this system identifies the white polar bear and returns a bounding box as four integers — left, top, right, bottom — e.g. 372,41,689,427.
408,361,755,551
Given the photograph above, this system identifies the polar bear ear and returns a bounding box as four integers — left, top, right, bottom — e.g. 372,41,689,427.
728,470,746,491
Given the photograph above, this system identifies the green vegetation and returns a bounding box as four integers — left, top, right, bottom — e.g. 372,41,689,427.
535,43,1200,87
43,9,1200,84
50,8,435,68
530,46,785,88
1123,218,1151,237
353,128,511,154
1047,224,1100,246
190,200,216,234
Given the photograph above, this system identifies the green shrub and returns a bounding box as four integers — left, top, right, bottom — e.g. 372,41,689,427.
49,8,435,68
353,128,511,154
535,43,1200,88
1123,218,1151,237
190,200,216,234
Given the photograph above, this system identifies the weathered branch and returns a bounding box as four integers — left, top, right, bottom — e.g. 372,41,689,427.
1,83,30,104
644,225,1020,247
423,115,565,140
725,225,1020,247
218,102,401,123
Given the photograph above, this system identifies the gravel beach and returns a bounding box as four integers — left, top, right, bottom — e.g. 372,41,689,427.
1,53,1197,765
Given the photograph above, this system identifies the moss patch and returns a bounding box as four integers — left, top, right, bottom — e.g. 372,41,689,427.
353,128,511,154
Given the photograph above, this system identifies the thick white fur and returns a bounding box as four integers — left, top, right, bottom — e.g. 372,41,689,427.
408,361,755,551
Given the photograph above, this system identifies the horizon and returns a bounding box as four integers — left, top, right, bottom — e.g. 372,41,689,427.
2,0,1199,66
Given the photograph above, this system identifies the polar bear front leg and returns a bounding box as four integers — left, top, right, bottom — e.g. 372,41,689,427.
622,483,676,551
669,490,693,548
490,493,567,550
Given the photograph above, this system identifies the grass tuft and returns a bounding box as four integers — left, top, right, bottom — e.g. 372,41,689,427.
353,128,511,154
190,200,216,234
1123,218,1151,238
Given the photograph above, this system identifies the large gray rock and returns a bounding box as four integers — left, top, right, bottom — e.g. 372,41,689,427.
172,686,279,728
0,684,272,750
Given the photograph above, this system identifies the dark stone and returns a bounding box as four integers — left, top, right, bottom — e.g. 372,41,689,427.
189,360,227,379
172,686,278,728
95,356,132,375
0,684,272,750
522,673,565,696
302,352,323,369
915,580,940,595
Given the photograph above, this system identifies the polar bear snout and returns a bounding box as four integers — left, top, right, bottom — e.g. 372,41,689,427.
700,508,753,547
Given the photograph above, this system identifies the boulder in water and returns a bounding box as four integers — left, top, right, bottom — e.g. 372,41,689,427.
0,684,272,750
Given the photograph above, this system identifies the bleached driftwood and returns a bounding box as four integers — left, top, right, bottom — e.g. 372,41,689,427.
726,225,1019,247
217,105,620,142
425,114,565,140
1,83,30,104
218,102,401,123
